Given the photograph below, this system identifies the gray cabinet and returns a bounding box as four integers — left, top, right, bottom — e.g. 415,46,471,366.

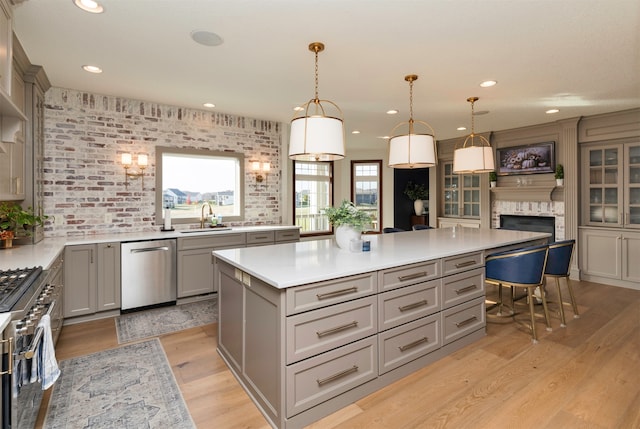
579,228,640,287
177,232,245,298
64,242,120,319
216,249,486,429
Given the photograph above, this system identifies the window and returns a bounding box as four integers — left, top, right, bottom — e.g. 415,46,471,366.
442,162,480,218
293,161,333,235
155,147,244,225
351,160,382,233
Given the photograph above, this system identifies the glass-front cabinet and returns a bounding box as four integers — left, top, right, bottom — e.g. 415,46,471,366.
582,142,640,229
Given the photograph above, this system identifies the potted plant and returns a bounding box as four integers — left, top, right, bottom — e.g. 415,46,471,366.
555,164,564,186
0,202,47,249
489,171,498,188
323,200,372,250
404,181,429,215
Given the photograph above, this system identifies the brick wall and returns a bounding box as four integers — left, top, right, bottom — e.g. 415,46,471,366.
492,200,565,241
43,87,283,237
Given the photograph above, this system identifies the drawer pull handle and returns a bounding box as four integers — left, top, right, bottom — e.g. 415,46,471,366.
253,235,268,239
316,365,359,386
398,300,428,312
398,271,428,282
398,336,429,352
456,316,478,328
316,287,358,300
455,260,477,268
455,284,477,295
316,321,358,338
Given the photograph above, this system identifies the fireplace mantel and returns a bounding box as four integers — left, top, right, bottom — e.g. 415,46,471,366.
490,185,559,201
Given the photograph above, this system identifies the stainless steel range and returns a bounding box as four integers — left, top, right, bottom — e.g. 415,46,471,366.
1,254,63,429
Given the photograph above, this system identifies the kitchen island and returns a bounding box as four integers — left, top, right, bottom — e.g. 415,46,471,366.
213,227,550,429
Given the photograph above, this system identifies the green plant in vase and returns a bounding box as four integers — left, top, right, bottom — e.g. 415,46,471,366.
323,200,372,249
0,202,47,248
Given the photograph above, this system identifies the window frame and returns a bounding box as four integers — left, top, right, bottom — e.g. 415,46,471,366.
292,160,334,237
155,146,245,226
351,160,383,233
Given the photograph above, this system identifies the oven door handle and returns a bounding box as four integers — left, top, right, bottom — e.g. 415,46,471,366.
19,300,57,360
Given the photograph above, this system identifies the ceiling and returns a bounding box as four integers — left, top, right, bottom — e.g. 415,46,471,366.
11,0,640,151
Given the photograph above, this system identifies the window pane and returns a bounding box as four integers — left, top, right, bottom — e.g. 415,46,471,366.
352,161,382,232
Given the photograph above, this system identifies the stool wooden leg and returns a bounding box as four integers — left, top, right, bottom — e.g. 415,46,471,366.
540,283,552,332
565,277,580,318
555,277,567,327
497,282,504,316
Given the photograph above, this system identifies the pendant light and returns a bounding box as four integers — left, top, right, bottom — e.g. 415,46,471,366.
388,74,437,169
289,42,345,161
452,97,495,174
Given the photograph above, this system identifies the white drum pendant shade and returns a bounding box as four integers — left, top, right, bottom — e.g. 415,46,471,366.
289,115,345,161
388,133,436,168
453,145,495,173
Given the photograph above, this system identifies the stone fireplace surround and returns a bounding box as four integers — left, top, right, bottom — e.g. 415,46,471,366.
492,200,565,242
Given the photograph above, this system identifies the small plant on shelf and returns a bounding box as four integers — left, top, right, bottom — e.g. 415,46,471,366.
489,171,498,182
555,164,564,179
403,181,429,201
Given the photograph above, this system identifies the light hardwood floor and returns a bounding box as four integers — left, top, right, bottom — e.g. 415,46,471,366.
36,279,640,429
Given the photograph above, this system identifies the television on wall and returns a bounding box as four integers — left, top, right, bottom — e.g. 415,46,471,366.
496,141,555,176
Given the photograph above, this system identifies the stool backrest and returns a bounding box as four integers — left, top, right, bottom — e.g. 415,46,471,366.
486,244,549,286
412,225,433,231
383,227,405,233
544,239,575,276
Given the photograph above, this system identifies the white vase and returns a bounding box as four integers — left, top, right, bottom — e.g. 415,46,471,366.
413,199,424,216
335,225,361,250
556,178,564,186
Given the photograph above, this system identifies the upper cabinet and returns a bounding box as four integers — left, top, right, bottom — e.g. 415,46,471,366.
0,1,27,201
581,142,640,229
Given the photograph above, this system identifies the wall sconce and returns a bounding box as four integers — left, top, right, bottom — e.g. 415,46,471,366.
251,161,270,183
121,153,147,188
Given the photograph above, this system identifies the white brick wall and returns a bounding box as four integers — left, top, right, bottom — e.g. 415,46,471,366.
492,200,565,241
43,88,283,237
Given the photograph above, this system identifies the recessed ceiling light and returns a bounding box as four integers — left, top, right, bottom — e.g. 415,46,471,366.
386,109,399,115
457,126,467,131
546,108,560,114
479,80,497,88
378,136,390,139
351,130,361,134
73,0,104,13
191,30,224,47
293,106,304,112
203,103,215,108
82,65,102,73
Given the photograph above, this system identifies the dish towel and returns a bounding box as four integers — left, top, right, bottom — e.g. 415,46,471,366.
30,314,61,390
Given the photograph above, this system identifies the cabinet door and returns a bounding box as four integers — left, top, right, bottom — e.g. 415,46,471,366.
583,145,623,226
624,143,640,228
217,261,244,372
97,242,121,311
621,232,640,284
63,244,97,317
177,247,215,298
580,229,621,279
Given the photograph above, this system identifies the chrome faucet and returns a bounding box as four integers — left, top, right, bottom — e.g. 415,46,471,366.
200,202,213,228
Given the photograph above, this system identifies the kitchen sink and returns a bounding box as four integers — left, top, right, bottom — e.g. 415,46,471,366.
180,227,232,234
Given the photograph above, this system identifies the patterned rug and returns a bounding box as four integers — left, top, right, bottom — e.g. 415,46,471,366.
115,298,217,344
44,339,195,429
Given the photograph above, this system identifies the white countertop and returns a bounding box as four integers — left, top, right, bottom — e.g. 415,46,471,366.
0,225,299,270
214,228,550,289
0,313,10,332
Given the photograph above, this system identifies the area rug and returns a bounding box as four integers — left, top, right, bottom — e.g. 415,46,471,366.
115,298,217,344
44,339,195,429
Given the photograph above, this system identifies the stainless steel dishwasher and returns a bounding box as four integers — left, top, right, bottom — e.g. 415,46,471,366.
121,239,177,311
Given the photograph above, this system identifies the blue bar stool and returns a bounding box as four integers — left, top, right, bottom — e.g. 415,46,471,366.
486,244,552,343
412,224,433,230
383,227,405,233
544,239,578,327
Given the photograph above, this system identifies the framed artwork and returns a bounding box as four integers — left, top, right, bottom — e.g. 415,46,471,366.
496,141,555,175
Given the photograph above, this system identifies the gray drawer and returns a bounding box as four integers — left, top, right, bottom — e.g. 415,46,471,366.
441,267,484,309
378,313,441,375
177,232,246,250
246,230,275,245
378,279,441,331
442,251,483,276
286,272,377,315
442,297,485,345
378,259,441,292
275,228,300,242
286,336,377,417
286,295,377,364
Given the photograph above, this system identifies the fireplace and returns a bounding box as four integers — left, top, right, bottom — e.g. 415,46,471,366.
500,215,555,243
